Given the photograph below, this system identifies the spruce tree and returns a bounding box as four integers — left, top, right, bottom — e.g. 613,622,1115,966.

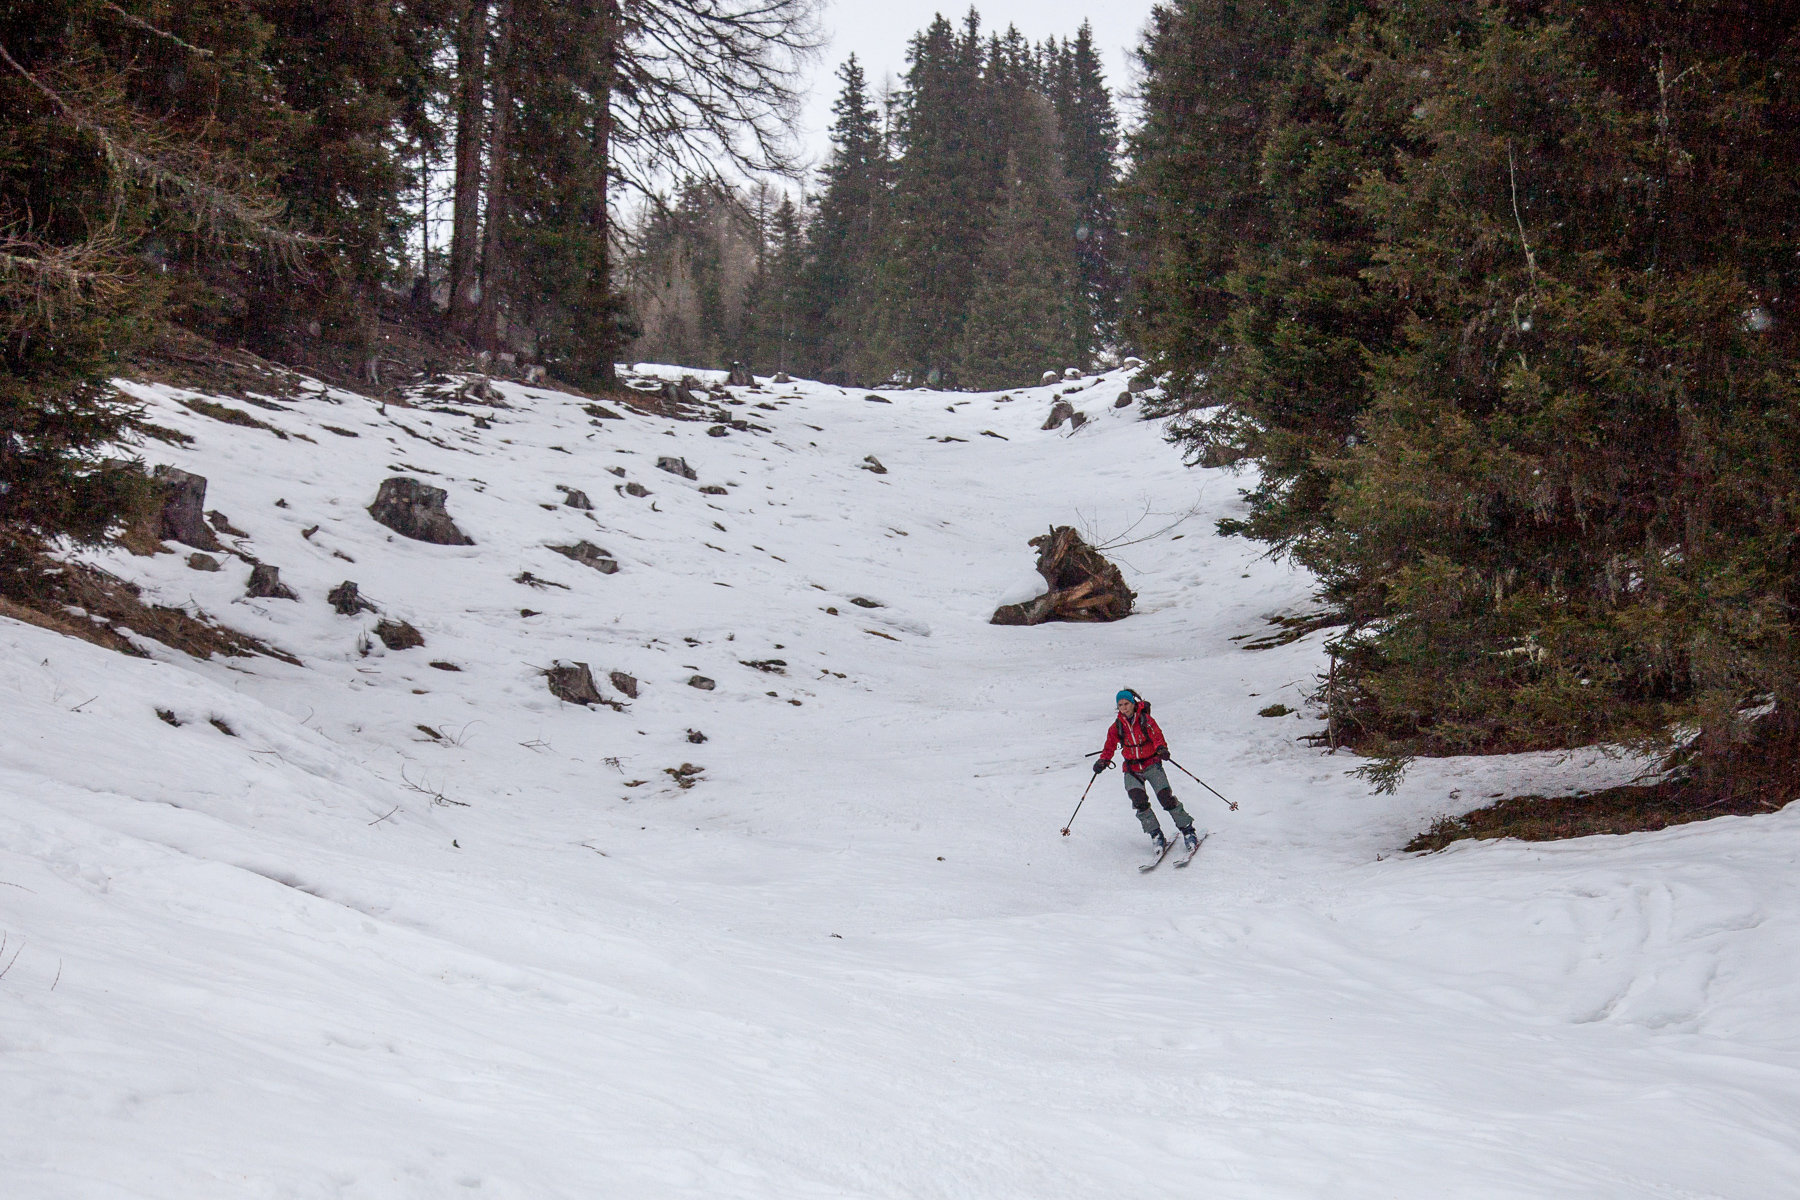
751,194,807,376
956,92,1081,389
1044,23,1122,358
1118,0,1300,393
1128,0,1800,792
883,11,996,384
496,0,619,382
0,0,308,543
1179,1,1404,552
1316,2,1800,784
801,56,888,384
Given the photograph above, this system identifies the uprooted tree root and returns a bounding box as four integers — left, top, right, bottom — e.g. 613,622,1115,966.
0,534,298,664
1405,721,1800,852
991,525,1136,625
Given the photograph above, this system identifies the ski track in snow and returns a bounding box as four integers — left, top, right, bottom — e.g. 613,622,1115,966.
1,367,1796,1198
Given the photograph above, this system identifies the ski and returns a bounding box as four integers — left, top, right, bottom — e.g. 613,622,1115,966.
1138,838,1178,873
1173,831,1210,868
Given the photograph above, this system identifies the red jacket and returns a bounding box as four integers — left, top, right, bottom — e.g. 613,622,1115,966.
1101,703,1169,773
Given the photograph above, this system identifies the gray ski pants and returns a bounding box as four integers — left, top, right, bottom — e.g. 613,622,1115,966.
1125,763,1195,837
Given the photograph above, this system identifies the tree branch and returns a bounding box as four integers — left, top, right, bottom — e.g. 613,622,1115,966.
98,2,214,58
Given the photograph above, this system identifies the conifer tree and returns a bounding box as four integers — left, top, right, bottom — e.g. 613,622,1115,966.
1043,24,1121,357
883,11,996,383
1119,0,1300,392
745,192,806,375
1317,2,1800,784
492,0,618,380
0,0,309,542
801,56,888,384
1175,0,1401,550
956,92,1081,388
454,0,819,380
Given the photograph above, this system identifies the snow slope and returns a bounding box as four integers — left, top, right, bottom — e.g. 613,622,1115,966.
1,364,1797,1199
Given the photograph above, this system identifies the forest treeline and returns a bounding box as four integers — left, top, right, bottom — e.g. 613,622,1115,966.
621,15,1120,390
1125,0,1799,795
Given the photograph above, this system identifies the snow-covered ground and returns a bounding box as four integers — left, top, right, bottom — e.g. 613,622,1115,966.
2,363,1796,1199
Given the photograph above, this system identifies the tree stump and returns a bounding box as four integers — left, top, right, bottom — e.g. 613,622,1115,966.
153,467,222,551
246,563,297,600
328,581,377,615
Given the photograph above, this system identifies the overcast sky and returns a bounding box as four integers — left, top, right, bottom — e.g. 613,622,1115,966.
793,1,1160,179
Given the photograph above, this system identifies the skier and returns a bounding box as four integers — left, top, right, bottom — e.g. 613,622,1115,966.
1094,689,1200,856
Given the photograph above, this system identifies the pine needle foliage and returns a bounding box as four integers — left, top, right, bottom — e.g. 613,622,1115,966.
1128,0,1800,791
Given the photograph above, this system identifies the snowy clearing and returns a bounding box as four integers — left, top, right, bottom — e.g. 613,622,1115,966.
2,365,1797,1198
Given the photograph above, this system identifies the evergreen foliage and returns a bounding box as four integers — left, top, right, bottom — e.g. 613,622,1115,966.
1042,23,1123,358
0,0,313,542
881,12,996,382
1119,0,1302,397
957,93,1082,389
1128,0,1800,790
801,56,889,384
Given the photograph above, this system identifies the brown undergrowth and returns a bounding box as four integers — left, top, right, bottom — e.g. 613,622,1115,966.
0,534,299,665
1404,722,1800,851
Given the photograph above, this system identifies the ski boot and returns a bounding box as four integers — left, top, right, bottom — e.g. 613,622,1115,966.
1182,828,1200,853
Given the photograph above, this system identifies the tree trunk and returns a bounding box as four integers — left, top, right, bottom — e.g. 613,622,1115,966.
448,0,489,341
475,0,516,351
589,0,619,386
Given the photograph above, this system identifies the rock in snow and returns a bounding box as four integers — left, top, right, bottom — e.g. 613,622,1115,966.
549,541,619,574
368,476,474,545
544,660,604,705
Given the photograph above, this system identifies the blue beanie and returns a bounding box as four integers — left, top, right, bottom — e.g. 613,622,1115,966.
1116,689,1136,703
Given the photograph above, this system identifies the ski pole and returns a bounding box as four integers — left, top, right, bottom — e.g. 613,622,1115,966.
1062,761,1111,835
1165,758,1238,811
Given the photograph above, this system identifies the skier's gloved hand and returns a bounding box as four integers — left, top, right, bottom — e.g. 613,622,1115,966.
1157,746,1171,761
1093,758,1111,774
